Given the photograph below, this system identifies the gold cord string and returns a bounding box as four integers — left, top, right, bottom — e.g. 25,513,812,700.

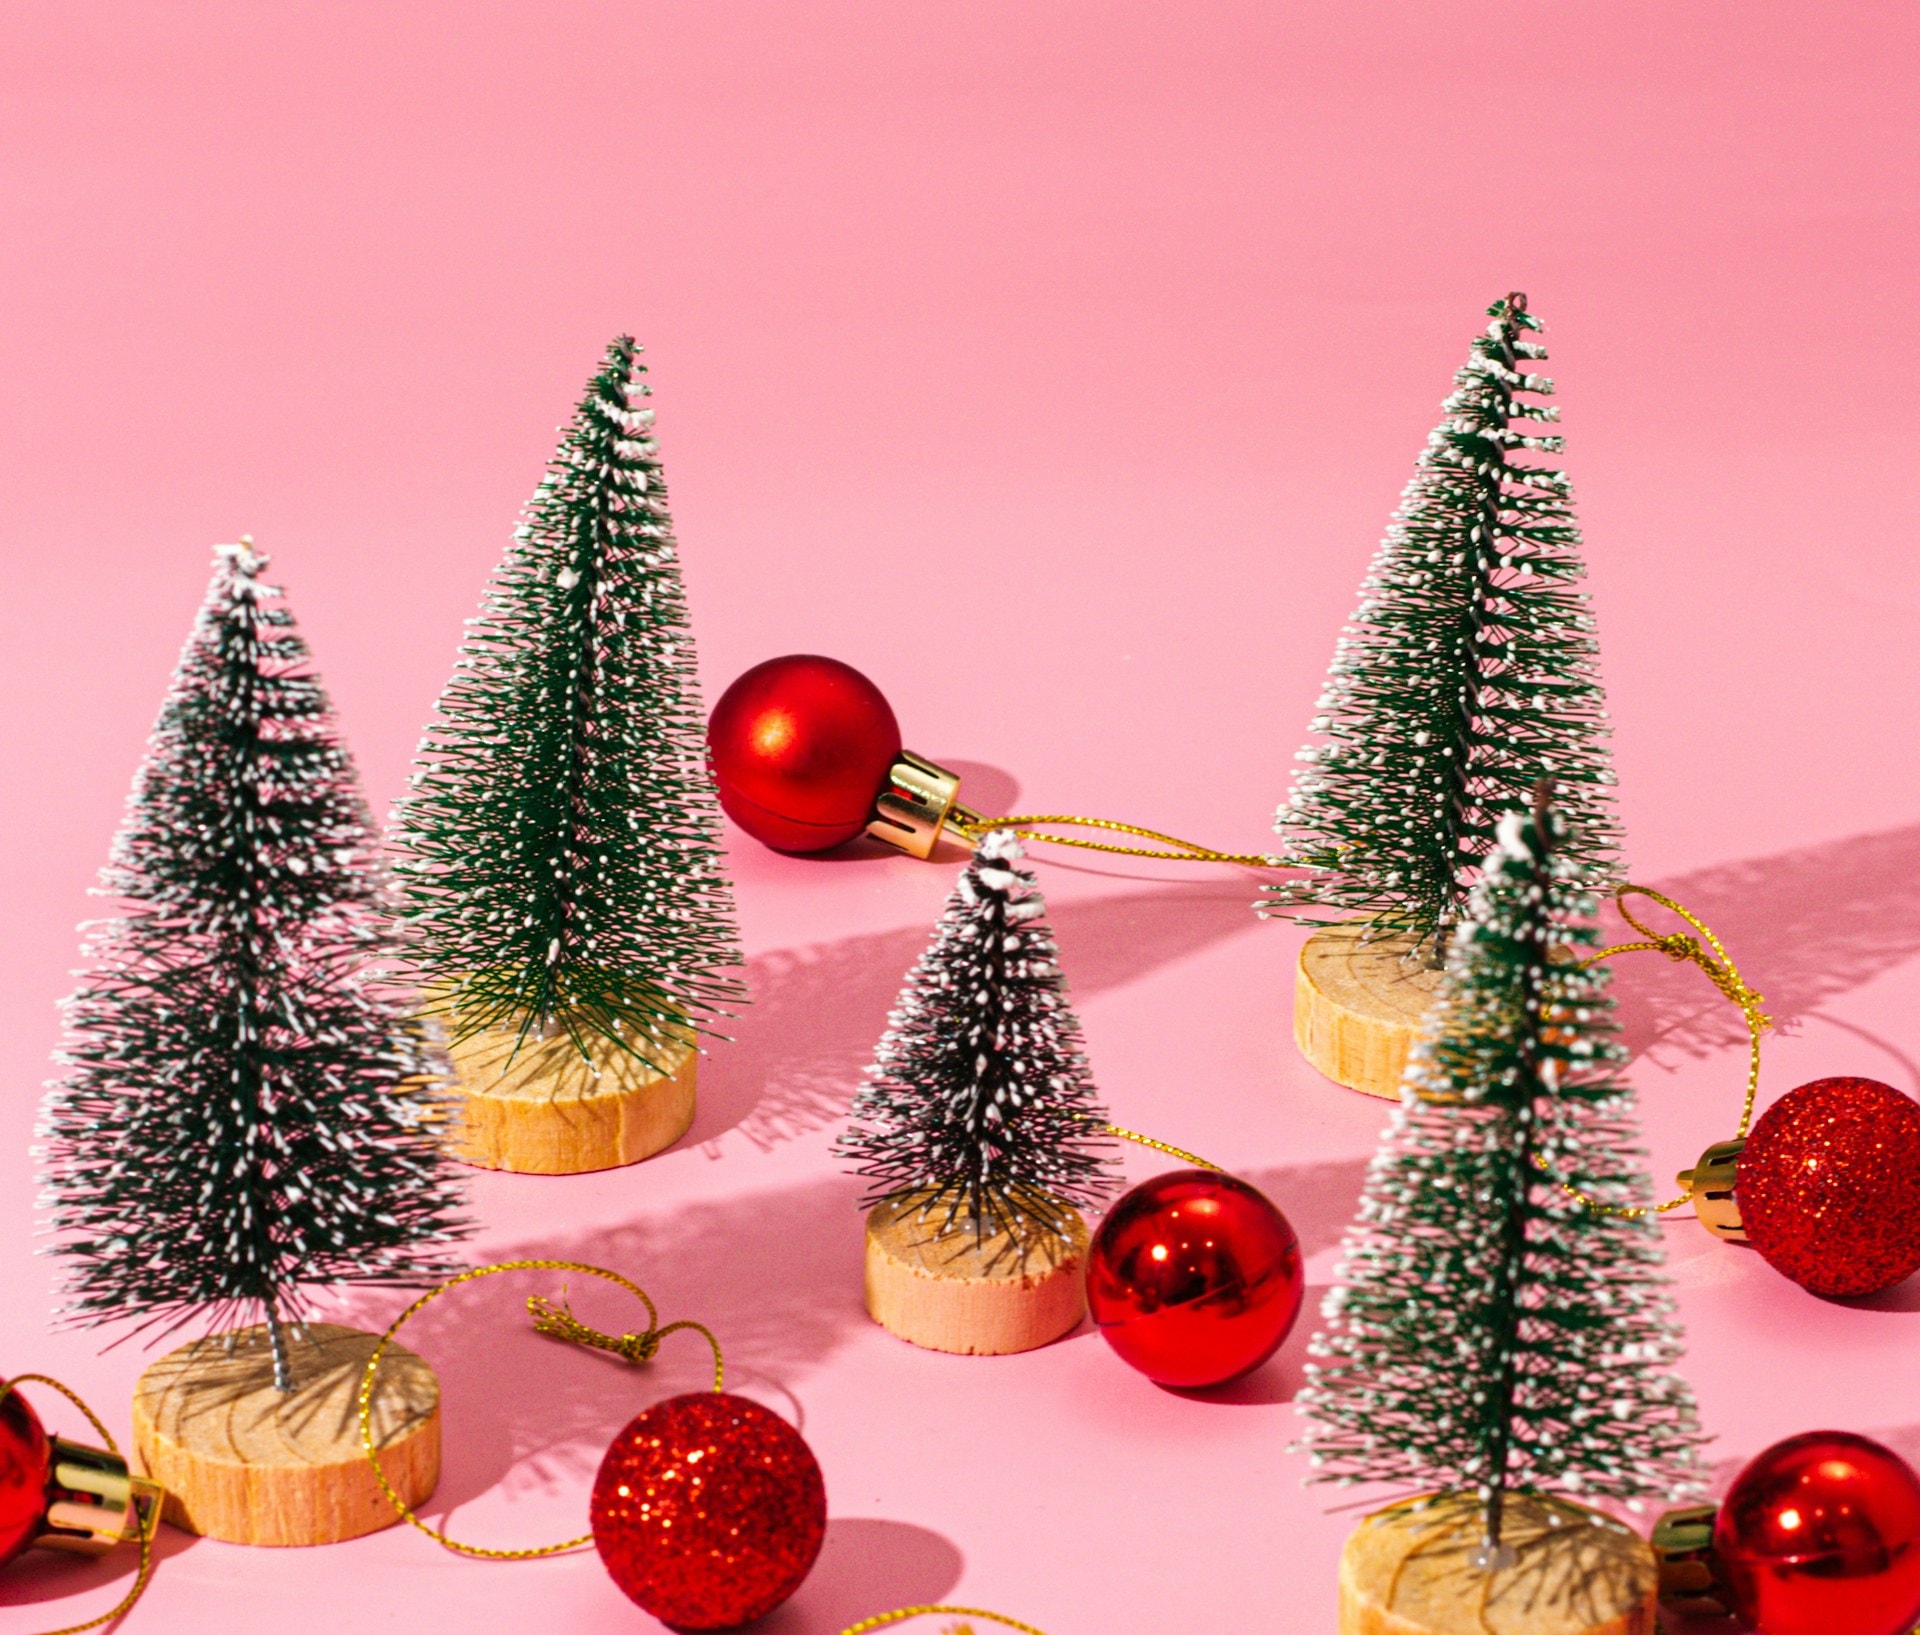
837,1605,1051,1635
1101,1123,1221,1172
960,813,1280,868
1545,885,1771,1219
357,1259,723,1560
0,1375,161,1635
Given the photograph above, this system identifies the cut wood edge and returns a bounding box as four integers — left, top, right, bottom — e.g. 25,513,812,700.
131,1324,438,1548
863,1194,1088,1356
1295,922,1445,1099
1338,1491,1658,1635
442,1022,697,1174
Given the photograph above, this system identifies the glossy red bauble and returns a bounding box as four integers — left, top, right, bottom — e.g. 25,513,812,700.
1085,1169,1303,1389
0,1380,53,1569
590,1392,827,1630
707,655,902,852
1737,1077,1920,1298
1714,1430,1920,1635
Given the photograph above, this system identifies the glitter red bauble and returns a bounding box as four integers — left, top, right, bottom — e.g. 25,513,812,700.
707,655,903,852
1736,1076,1920,1298
1085,1169,1304,1389
0,1381,53,1569
1714,1430,1920,1635
590,1392,826,1630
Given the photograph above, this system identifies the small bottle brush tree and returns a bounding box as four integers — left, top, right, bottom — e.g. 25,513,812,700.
838,830,1118,1257
40,541,467,1394
394,337,744,1097
1267,293,1622,959
1299,794,1701,1578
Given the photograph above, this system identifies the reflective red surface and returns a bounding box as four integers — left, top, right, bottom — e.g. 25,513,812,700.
1714,1430,1920,1635
706,654,903,852
0,1380,51,1569
1086,1169,1303,1389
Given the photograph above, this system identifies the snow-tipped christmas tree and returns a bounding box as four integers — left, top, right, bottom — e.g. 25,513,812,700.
836,831,1118,1251
1298,793,1699,1553
40,541,467,1391
1266,293,1621,956
394,337,744,1067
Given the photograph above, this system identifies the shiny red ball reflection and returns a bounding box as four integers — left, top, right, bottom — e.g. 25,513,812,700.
1715,1430,1920,1635
1086,1169,1303,1389
0,1381,52,1569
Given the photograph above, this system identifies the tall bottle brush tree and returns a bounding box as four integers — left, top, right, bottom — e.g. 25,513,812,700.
395,336,745,1066
1298,797,1701,1555
39,541,468,1391
1267,293,1622,956
836,831,1118,1254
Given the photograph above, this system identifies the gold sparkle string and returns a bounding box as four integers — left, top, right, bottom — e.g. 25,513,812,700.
1101,1123,1221,1172
0,1374,162,1635
959,813,1280,868
1545,884,1771,1219
357,1259,722,1560
838,1607,1051,1635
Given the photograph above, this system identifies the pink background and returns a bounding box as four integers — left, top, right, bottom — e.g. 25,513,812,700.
5,4,1920,1631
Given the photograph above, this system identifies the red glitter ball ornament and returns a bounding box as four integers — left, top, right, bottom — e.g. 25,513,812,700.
1714,1430,1920,1635
0,1381,54,1569
1736,1076,1920,1298
590,1392,826,1630
706,655,903,852
1085,1169,1304,1388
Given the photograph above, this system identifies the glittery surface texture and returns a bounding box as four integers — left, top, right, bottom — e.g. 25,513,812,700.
590,1392,826,1630
1737,1076,1920,1298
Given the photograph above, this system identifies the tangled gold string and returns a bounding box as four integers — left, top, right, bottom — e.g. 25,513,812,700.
838,1607,1051,1635
0,1375,161,1635
1547,885,1771,1219
960,813,1280,868
357,1259,723,1560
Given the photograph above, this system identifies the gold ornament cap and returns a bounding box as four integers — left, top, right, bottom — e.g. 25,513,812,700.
1652,1503,1733,1617
1676,1137,1748,1242
866,750,984,860
36,1436,162,1555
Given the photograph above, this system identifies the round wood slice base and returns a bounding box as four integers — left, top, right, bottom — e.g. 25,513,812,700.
444,1024,697,1174
1295,923,1446,1099
863,1195,1088,1355
1339,1492,1658,1635
132,1323,438,1547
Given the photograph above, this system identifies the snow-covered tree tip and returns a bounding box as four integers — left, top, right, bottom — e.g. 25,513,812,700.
1266,293,1622,955
1298,795,1700,1549
38,540,468,1389
393,337,746,1070
835,830,1119,1256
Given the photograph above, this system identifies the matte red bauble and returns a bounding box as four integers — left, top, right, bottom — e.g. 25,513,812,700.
0,1381,53,1568
590,1392,826,1630
1737,1076,1920,1298
1085,1169,1303,1388
1714,1430,1920,1635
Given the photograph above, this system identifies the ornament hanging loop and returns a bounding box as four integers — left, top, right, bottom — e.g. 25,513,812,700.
959,812,1281,869
526,1293,723,1386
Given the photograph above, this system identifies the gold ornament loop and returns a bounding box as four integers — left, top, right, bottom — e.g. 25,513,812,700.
1102,1122,1221,1172
1543,885,1770,1219
357,1259,723,1561
960,812,1281,869
0,1374,163,1635
838,1605,1051,1635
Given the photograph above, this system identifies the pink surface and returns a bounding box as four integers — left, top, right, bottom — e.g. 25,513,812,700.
4,4,1920,1631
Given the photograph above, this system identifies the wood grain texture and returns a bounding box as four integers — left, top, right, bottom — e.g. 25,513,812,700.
132,1324,438,1548
1338,1493,1658,1635
863,1193,1087,1355
1294,922,1446,1099
443,1022,696,1174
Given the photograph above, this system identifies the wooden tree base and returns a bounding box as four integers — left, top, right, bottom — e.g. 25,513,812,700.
863,1194,1088,1355
1339,1492,1658,1635
1295,922,1446,1099
443,1022,696,1174
132,1323,438,1547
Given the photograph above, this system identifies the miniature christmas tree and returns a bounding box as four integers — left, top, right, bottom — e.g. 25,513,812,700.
1299,794,1701,1572
393,338,744,1171
1267,293,1621,958
40,540,468,1394
838,831,1119,1250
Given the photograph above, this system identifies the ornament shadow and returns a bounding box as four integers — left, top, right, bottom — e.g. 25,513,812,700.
1611,822,1920,1070
0,1522,199,1610
692,884,1267,1154
751,1517,964,1633
1159,1283,1329,1408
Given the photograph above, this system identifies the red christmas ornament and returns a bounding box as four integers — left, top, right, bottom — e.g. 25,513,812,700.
1735,1077,1920,1298
1085,1169,1304,1389
0,1378,154,1570
0,1382,53,1568
1713,1430,1920,1635
707,655,979,858
590,1391,826,1630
